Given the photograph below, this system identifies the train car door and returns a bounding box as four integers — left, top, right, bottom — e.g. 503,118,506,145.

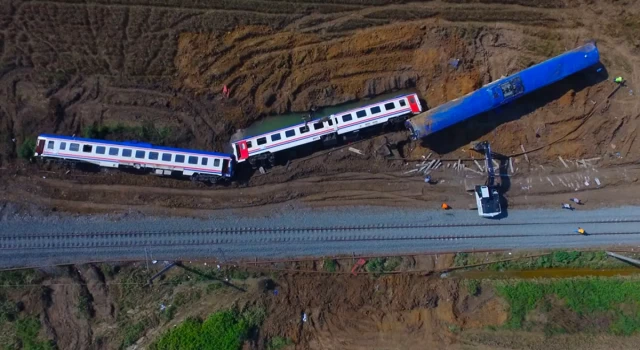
222,159,230,177
35,139,45,156
235,141,249,161
407,95,420,113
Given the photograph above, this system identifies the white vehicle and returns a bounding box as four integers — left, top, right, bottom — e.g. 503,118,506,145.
230,93,422,167
472,141,502,218
35,134,234,183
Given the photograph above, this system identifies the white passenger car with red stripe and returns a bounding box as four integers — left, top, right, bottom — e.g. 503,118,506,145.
35,134,234,183
231,93,422,164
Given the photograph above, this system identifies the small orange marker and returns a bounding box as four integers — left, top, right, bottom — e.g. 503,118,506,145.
441,203,450,210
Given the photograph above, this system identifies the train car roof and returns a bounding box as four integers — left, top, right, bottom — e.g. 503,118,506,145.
38,134,232,158
231,92,418,142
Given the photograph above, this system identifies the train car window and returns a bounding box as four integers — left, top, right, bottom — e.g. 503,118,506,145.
47,141,54,149
271,133,282,142
149,152,159,160
356,110,367,118
162,153,172,161
370,106,381,114
214,159,220,167
285,129,295,137
384,102,395,110
60,142,67,150
257,137,267,145
96,146,106,154
135,150,145,159
188,156,198,164
399,99,406,107
70,143,80,152
201,157,208,166
313,122,324,130
109,147,119,156
82,145,93,153
122,149,132,157
175,155,185,163
342,114,353,122
327,119,334,126
246,141,253,149
299,126,309,134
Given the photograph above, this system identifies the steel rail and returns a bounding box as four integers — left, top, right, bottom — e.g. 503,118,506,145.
2,231,640,250
4,218,640,237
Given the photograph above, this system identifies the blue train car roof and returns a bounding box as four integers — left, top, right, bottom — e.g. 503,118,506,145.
39,134,232,158
407,42,600,138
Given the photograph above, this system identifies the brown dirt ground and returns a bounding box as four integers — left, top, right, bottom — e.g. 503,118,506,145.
5,255,640,350
1,0,640,216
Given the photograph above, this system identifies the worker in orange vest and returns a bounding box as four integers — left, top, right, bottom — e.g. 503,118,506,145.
441,203,450,210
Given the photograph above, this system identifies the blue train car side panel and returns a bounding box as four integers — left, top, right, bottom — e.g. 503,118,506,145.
406,43,600,139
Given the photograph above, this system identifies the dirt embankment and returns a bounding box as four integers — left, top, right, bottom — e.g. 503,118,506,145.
0,0,639,216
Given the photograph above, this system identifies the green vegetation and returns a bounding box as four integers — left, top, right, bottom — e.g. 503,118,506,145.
162,305,177,322
267,336,292,350
497,278,640,334
172,290,202,307
151,308,265,350
18,138,37,160
206,282,225,294
453,252,469,267
122,319,151,348
485,251,615,271
0,270,40,287
81,121,172,145
323,259,337,273
77,292,92,319
0,294,17,323
365,257,403,276
465,279,480,296
14,317,55,350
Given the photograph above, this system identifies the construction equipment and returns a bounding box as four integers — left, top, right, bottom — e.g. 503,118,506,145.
471,141,502,218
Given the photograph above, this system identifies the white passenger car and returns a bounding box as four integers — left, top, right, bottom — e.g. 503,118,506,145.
35,134,234,182
231,93,422,165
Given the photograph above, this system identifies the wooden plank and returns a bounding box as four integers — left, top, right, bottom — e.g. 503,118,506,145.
521,145,529,163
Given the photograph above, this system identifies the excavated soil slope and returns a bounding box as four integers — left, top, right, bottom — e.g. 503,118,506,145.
0,0,639,213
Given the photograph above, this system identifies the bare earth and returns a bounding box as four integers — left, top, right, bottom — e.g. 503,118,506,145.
1,0,640,349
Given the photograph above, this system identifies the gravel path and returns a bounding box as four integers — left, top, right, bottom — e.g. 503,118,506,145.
2,205,640,268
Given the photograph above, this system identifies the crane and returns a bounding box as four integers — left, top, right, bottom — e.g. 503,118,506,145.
472,141,502,218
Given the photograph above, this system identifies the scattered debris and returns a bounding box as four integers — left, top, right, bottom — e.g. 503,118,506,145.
474,159,484,172
464,167,483,175
302,313,308,322
259,166,266,174
520,145,529,163
348,147,364,155
403,169,419,174
509,157,514,173
558,156,568,168
448,58,460,68
595,177,601,186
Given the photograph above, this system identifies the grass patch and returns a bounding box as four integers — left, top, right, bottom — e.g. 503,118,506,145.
267,336,293,350
122,319,150,348
15,317,55,350
465,279,480,296
162,305,177,322
150,308,265,350
453,252,469,267
365,257,403,276
496,278,640,334
206,282,225,294
484,251,617,271
0,269,40,287
81,121,172,146
173,289,202,307
323,259,337,273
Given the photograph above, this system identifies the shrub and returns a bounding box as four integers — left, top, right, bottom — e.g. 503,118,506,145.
151,309,261,350
267,336,292,350
465,279,480,296
15,317,55,350
323,259,337,273
18,138,36,160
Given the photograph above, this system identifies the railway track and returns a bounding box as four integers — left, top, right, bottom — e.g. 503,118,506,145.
2,228,640,250
4,218,640,237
